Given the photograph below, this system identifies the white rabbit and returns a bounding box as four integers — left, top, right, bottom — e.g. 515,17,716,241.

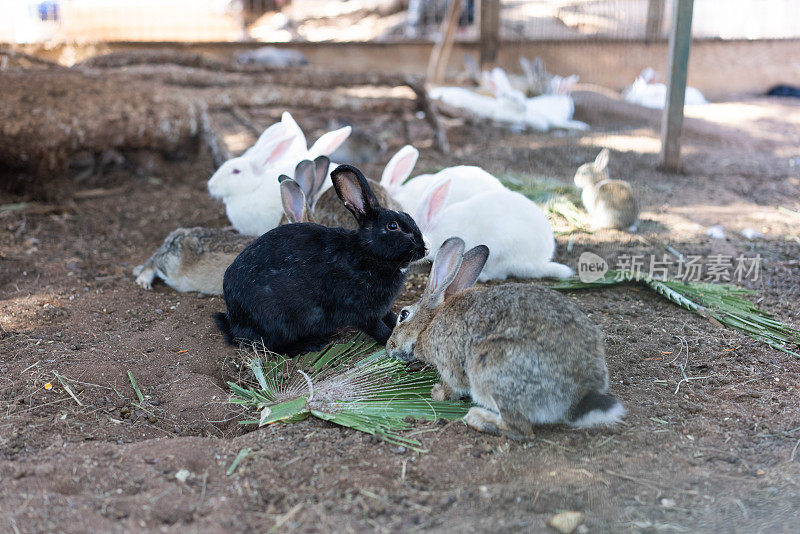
414,179,573,281
208,113,351,236
378,145,505,214
623,67,707,109
429,69,587,132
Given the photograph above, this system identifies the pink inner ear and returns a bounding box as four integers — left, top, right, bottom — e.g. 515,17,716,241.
314,128,350,155
426,180,450,225
392,155,415,185
264,137,295,166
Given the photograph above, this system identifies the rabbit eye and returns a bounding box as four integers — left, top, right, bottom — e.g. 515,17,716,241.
233,169,241,175
398,309,410,323
387,221,399,231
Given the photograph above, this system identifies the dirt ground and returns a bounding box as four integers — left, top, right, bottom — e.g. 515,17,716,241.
2,68,800,533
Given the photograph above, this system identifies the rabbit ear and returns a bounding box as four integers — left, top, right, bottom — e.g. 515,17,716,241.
444,245,489,300
278,174,292,183
560,74,579,92
640,68,656,83
311,155,330,198
490,68,513,94
293,160,316,196
417,178,450,230
594,149,610,171
380,145,418,190
331,164,381,224
425,237,465,307
250,135,296,170
463,53,480,82
310,126,351,156
250,121,287,155
280,178,308,224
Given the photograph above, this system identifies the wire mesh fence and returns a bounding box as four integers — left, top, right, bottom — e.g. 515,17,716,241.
2,0,798,45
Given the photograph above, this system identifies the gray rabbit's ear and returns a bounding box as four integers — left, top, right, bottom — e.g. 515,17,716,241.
293,160,316,196
594,148,610,172
280,178,308,224
331,164,381,224
312,155,330,198
426,237,465,307
444,245,489,300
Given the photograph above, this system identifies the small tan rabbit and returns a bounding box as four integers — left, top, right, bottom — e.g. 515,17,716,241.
386,237,625,440
133,175,312,295
287,155,404,230
133,228,253,295
573,149,638,231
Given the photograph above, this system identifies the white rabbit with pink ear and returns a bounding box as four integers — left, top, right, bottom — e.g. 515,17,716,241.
414,179,573,281
208,113,352,236
522,74,589,131
379,145,505,214
623,67,707,109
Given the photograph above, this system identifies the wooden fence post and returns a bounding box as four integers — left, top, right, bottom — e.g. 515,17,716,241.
645,0,665,42
479,0,500,68
660,0,694,172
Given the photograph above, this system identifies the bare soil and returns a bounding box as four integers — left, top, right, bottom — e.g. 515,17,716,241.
2,76,800,533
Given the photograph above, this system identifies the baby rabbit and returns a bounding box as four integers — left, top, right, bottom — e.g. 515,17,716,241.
386,237,625,440
132,176,313,295
414,179,572,280
284,155,405,230
132,228,254,295
215,164,428,354
378,145,505,214
573,149,639,231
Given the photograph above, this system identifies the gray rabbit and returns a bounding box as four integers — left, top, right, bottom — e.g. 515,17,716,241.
573,148,639,231
133,174,312,295
386,237,625,440
285,155,404,230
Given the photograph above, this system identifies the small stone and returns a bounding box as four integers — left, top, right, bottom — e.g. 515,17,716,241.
145,347,155,353
390,446,407,454
155,309,163,315
174,469,191,483
661,498,676,508
147,416,157,423
546,511,585,534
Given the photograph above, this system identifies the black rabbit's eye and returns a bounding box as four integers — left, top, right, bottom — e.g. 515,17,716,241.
233,169,241,175
398,309,410,323
387,221,399,231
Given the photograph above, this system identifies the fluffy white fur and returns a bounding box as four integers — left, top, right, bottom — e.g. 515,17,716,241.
570,402,627,428
415,182,573,281
623,67,707,109
207,112,351,236
428,68,587,132
379,145,505,214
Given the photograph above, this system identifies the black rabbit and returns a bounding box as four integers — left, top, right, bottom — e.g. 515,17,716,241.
215,164,427,355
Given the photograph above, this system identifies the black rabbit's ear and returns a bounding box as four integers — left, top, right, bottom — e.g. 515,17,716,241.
293,160,316,196
331,164,381,224
280,178,308,224
426,237,465,307
312,156,330,198
444,245,489,300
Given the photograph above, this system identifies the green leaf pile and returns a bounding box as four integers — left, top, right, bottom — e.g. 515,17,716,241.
229,334,471,451
553,270,800,357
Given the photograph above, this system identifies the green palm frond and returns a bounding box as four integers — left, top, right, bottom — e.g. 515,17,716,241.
500,174,588,231
553,270,800,358
229,334,471,451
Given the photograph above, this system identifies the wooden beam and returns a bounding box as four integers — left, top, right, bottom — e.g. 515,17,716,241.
479,0,500,68
660,0,694,172
426,0,462,84
645,0,665,42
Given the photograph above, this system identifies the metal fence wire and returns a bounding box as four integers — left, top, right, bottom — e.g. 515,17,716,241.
1,0,798,44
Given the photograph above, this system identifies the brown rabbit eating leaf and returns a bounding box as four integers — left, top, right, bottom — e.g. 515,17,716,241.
386,237,625,440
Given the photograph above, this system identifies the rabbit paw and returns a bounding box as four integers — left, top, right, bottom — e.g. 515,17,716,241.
431,382,457,402
463,407,502,436
135,266,156,290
